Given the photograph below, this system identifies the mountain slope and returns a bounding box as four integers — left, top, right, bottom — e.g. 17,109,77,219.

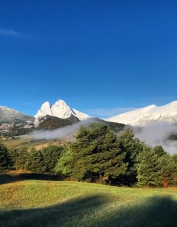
0,106,35,136
0,106,34,124
94,118,126,133
107,101,177,126
34,100,89,121
36,115,80,130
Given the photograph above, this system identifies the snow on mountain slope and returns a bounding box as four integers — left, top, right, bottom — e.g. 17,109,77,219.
71,108,90,120
51,100,73,119
0,106,34,124
34,101,52,118
34,100,89,121
107,101,177,126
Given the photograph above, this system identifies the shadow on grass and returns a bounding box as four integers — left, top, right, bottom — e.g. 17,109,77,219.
0,173,57,184
0,195,177,227
97,196,177,227
0,195,107,227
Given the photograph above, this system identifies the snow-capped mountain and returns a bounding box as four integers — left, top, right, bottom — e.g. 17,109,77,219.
107,101,177,126
0,106,34,124
34,100,89,121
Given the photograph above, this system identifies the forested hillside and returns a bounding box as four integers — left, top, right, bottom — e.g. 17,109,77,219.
1,123,177,187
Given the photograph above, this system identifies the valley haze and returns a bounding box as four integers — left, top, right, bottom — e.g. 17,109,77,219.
1,99,177,154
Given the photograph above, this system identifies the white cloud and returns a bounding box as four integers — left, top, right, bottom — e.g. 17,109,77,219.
134,121,177,154
0,29,21,37
30,118,98,140
85,108,136,118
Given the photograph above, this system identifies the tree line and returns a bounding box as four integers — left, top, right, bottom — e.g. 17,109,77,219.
0,143,63,174
1,123,177,187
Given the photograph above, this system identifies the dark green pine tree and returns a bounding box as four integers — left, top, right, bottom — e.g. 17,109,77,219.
116,129,144,185
153,145,166,157
0,143,12,171
137,147,161,187
26,148,46,173
68,124,111,181
55,143,74,179
91,130,127,184
55,123,127,183
159,153,176,187
8,147,29,170
41,144,63,174
169,154,177,186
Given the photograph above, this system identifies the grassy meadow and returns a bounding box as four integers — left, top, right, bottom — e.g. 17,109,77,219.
1,178,177,227
1,136,63,150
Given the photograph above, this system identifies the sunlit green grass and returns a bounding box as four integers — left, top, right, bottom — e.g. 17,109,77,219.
1,136,43,149
1,180,177,227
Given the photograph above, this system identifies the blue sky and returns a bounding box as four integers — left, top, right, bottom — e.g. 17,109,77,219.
0,0,177,118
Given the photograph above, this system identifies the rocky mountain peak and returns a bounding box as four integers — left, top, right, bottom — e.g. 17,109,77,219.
34,99,89,121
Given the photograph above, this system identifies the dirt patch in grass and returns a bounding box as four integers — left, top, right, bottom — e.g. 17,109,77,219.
35,141,64,150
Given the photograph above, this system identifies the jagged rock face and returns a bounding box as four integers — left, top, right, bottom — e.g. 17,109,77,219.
34,100,89,121
0,106,34,124
107,101,177,126
51,100,72,119
34,101,52,117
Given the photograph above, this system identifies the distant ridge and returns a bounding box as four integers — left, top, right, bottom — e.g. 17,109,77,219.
107,101,177,126
0,106,34,124
3,99,177,131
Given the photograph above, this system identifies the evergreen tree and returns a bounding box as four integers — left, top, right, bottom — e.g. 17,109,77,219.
92,130,127,184
26,148,46,173
159,153,176,187
41,144,63,174
137,147,161,187
55,124,127,183
170,154,177,186
9,147,28,170
117,129,144,185
153,145,166,157
0,143,12,171
55,143,74,178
